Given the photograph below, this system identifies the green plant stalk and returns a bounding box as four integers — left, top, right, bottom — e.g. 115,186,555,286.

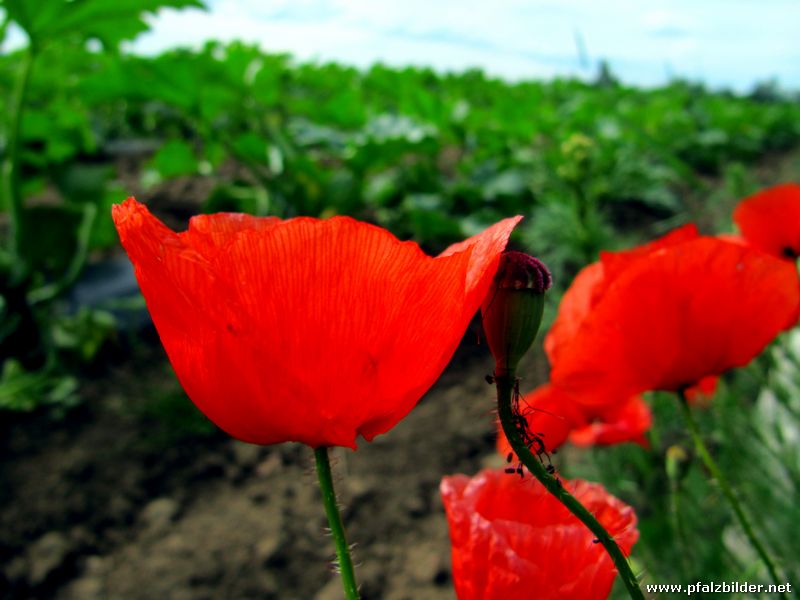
677,391,786,596
2,44,36,279
668,471,691,578
495,371,645,600
313,447,360,600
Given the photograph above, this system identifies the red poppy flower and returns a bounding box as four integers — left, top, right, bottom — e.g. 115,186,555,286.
113,198,520,448
733,183,800,259
440,469,639,600
550,235,800,400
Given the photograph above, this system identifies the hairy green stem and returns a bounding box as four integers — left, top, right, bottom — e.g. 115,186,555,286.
2,44,36,279
495,371,645,600
313,447,360,600
677,391,785,596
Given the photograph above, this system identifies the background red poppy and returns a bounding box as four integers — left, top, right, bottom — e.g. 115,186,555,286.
550,236,800,399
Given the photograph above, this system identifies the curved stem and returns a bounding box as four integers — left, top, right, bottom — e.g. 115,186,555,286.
495,371,645,600
677,391,786,596
313,447,360,600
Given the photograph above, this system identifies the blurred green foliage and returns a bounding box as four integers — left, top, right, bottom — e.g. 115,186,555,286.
0,0,205,413
5,39,799,260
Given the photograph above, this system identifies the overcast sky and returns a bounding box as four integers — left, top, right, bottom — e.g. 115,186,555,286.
7,1,800,91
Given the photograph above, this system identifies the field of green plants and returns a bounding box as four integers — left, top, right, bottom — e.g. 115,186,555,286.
2,1,800,599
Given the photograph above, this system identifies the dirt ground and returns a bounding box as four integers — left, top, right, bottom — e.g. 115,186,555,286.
0,321,551,600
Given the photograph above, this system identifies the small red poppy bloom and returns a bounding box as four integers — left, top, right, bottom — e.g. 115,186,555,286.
113,198,520,448
733,183,800,259
550,235,800,400
440,469,639,600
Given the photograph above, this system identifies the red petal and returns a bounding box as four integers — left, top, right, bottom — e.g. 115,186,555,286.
599,223,699,280
114,198,519,447
183,212,281,255
546,225,700,369
684,375,718,406
734,183,800,259
545,262,606,367
569,395,652,447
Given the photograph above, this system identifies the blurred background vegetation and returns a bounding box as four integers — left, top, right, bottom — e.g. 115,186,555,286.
1,1,799,598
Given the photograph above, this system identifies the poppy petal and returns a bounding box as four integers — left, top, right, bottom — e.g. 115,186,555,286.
733,183,800,259
569,394,652,447
545,224,699,369
544,262,606,368
183,212,281,254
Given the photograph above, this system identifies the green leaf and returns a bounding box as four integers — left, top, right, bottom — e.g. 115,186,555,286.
231,132,269,165
52,307,116,362
0,360,79,412
150,139,198,178
1,0,205,49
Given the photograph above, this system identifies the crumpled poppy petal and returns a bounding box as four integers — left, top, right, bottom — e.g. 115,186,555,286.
733,183,800,259
113,198,520,448
551,237,800,397
440,469,638,600
569,394,652,447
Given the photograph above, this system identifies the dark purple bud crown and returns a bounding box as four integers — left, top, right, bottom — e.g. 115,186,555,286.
494,251,553,294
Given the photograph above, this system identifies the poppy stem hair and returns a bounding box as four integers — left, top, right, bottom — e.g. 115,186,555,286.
313,447,361,600
495,372,646,600
677,391,787,597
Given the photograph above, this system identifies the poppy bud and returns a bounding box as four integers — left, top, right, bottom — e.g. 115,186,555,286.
481,251,552,375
